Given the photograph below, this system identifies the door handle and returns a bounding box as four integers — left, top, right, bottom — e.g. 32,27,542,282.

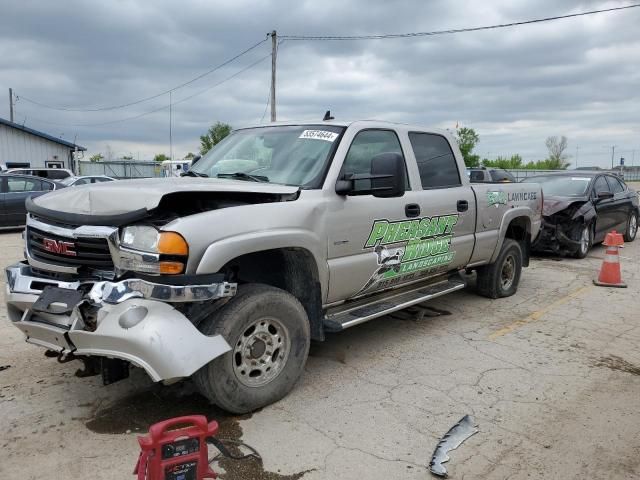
405,203,421,218
457,200,469,212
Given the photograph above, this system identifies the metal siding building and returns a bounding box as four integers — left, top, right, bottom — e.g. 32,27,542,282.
0,117,86,171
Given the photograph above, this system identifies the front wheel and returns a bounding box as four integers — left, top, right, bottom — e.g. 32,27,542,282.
572,223,592,259
194,283,310,414
476,238,523,299
624,210,638,242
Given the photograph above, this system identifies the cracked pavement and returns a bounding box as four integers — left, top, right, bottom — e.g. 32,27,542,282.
1,231,639,479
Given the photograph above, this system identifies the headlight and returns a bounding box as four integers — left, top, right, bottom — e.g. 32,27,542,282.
119,226,189,274
121,226,159,252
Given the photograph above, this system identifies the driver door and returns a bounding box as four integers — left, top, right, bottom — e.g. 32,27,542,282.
326,129,419,302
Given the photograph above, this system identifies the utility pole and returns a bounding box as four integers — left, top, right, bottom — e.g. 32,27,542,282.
575,145,579,169
169,91,173,161
270,30,277,122
611,145,615,170
9,88,14,122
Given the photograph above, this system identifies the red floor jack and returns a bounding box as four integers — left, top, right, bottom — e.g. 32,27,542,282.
134,415,219,480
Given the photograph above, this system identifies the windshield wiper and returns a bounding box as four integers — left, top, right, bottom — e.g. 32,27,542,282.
181,170,208,177
217,172,269,182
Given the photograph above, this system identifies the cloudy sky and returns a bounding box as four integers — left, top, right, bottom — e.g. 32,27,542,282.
1,0,638,167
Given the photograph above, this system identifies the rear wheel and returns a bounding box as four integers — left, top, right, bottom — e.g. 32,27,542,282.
476,239,523,299
194,284,310,414
573,223,592,259
624,210,638,242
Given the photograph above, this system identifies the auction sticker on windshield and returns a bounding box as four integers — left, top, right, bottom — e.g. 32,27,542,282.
298,130,339,142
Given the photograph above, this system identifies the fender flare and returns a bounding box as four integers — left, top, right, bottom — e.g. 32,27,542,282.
489,209,534,264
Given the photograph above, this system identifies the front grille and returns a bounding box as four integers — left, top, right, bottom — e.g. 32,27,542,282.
28,227,114,270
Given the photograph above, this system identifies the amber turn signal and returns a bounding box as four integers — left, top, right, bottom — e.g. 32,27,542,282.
159,261,185,275
157,232,189,256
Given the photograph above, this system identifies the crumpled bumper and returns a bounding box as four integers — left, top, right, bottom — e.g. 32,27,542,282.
532,217,580,253
5,262,234,382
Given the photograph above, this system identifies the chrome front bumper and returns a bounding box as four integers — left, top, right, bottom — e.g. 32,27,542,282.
5,263,235,382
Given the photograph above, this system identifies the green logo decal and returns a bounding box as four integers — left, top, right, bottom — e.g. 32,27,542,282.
487,191,507,207
357,214,459,295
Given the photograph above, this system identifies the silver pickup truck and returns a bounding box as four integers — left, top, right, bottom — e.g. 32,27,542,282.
6,120,542,413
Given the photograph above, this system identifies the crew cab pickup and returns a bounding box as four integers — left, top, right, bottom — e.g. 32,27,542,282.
6,120,542,413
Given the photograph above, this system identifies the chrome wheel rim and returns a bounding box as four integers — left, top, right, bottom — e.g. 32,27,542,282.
580,226,590,255
501,255,516,290
232,317,291,388
630,214,637,239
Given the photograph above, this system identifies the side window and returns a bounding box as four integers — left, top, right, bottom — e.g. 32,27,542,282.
408,132,461,189
341,129,406,190
7,177,41,192
469,170,485,182
605,176,624,194
594,176,610,195
75,178,90,185
42,181,54,191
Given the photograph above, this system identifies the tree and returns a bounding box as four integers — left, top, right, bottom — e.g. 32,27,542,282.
455,127,480,167
544,136,571,169
89,153,104,163
482,154,524,169
154,153,170,162
200,122,232,155
184,152,196,160
122,155,134,161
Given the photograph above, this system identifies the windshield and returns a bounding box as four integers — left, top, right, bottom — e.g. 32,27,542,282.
528,175,592,196
190,125,345,188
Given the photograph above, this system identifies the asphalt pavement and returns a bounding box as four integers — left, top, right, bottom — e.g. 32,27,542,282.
1,231,639,479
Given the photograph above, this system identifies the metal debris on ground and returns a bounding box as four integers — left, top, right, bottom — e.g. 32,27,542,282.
0,365,11,372
429,415,479,477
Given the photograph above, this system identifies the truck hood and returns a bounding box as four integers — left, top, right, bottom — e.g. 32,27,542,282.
28,177,300,226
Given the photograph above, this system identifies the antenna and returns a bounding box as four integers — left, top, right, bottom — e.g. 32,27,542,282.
323,110,334,121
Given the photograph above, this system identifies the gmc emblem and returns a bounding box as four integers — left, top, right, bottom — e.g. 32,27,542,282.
42,238,77,257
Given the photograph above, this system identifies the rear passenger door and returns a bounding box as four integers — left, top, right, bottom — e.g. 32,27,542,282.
408,132,476,272
605,175,629,230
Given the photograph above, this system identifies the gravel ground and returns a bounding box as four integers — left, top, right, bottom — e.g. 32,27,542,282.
1,231,639,479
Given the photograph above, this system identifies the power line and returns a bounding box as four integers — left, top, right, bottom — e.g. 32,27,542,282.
17,37,269,112
19,53,272,128
281,4,640,40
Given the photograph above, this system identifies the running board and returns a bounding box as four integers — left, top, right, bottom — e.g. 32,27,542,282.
323,276,466,332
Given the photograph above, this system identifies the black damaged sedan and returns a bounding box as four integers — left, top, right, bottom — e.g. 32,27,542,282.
530,172,638,258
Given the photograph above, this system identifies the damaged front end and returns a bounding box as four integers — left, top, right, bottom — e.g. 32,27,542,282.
6,262,236,383
6,263,235,383
532,197,594,256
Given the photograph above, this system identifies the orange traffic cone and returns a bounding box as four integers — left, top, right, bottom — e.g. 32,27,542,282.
593,230,626,288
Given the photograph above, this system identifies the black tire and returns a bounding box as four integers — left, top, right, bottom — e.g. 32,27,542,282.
194,283,310,414
572,223,593,259
476,239,523,299
624,210,638,242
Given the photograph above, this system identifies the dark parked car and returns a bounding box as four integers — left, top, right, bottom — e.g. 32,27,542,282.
0,174,61,228
531,172,638,258
467,167,515,183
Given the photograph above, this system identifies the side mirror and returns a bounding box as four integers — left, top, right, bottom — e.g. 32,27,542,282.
370,152,406,198
596,190,613,201
191,155,202,165
335,152,406,197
